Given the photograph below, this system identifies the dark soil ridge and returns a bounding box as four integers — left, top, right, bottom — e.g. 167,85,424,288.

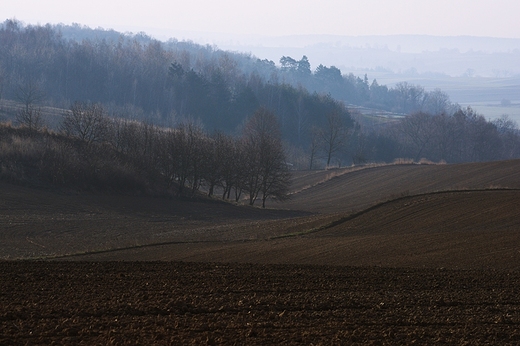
61,189,520,269
277,159,520,213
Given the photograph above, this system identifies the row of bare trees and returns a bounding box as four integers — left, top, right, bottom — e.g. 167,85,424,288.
4,102,290,207
11,97,520,173
109,108,290,207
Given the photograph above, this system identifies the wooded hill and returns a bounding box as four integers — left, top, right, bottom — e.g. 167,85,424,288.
1,20,519,167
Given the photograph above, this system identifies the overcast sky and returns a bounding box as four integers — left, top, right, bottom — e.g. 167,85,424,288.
4,0,520,41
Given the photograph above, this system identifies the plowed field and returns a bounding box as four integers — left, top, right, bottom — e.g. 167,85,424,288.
2,160,520,344
2,261,520,345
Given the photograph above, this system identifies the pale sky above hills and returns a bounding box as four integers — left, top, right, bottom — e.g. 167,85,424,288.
4,0,520,41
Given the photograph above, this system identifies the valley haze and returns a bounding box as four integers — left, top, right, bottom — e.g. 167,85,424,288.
195,33,520,114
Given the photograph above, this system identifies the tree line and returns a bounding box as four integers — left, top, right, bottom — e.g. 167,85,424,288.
0,21,453,147
346,109,520,165
1,20,519,168
0,20,349,146
0,103,290,207
277,55,456,115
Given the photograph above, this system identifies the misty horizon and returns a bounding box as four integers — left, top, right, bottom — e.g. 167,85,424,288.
57,22,520,121
4,18,520,123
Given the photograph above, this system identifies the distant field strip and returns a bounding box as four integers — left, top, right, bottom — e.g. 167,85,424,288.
275,187,520,239
289,163,418,195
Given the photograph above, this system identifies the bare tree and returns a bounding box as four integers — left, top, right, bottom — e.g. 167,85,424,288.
392,82,426,114
319,111,350,167
241,107,291,207
203,131,231,197
0,66,5,100
398,112,437,161
468,115,502,162
173,121,206,195
423,89,451,115
215,133,238,200
429,113,457,161
492,115,520,159
61,102,110,145
308,126,321,169
294,94,309,144
15,106,44,131
259,152,291,208
15,80,46,113
155,128,179,189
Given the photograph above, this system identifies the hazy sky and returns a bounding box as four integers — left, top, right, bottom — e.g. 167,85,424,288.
4,0,520,40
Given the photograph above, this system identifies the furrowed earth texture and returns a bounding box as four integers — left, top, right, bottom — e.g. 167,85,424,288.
1,160,520,344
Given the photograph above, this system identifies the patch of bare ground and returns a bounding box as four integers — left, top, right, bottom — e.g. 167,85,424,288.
2,261,520,345
2,160,520,266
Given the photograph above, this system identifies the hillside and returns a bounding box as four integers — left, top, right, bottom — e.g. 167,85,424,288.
2,160,519,269
0,182,307,260
276,160,520,213
4,21,520,169
69,189,520,269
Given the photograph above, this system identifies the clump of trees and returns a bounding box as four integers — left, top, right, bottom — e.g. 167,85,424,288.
240,108,291,207
0,103,292,207
347,108,520,164
394,108,520,163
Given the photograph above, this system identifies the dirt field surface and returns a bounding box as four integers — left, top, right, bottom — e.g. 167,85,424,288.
279,160,520,213
71,189,520,269
2,160,520,344
0,182,309,260
2,160,520,264
2,261,520,345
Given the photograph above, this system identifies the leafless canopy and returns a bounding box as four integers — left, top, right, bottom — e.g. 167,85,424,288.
60,102,110,145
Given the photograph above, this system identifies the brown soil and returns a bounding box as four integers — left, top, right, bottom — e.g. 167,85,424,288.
2,261,520,345
276,160,520,213
3,160,520,263
0,182,308,260
2,160,520,344
70,190,520,270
